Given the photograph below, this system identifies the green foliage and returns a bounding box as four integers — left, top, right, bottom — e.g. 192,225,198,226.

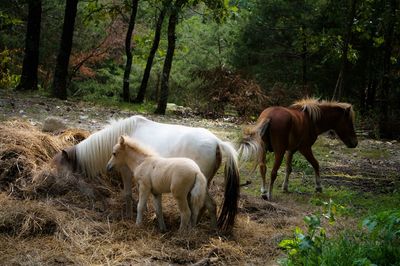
279,201,400,266
0,49,20,89
291,154,313,175
278,199,343,266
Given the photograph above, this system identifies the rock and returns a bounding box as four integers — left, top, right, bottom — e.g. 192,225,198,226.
42,116,67,132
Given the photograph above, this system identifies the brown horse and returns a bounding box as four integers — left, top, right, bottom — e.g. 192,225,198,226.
239,98,358,200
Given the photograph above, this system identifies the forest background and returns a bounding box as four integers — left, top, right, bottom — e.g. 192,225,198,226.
1,0,399,138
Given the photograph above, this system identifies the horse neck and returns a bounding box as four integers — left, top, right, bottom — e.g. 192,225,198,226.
75,117,137,177
314,106,342,134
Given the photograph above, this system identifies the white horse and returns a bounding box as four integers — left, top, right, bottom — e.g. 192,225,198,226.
52,115,240,231
106,135,207,232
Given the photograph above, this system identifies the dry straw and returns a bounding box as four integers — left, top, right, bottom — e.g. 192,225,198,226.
0,119,303,265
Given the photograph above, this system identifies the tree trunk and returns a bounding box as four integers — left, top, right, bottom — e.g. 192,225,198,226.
332,0,357,100
16,0,42,91
155,0,185,115
122,0,139,102
363,49,377,112
301,26,308,96
378,0,396,138
134,1,169,103
52,0,79,100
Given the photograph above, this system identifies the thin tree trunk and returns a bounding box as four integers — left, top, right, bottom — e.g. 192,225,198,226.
301,26,308,95
134,1,169,103
16,0,42,91
363,49,377,112
122,0,139,102
52,0,79,100
378,0,396,138
332,0,357,100
155,0,185,115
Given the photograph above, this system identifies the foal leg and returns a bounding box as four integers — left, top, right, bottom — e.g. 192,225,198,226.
175,196,191,231
300,148,322,193
282,151,293,193
120,167,134,219
136,183,150,226
152,194,166,232
266,151,285,201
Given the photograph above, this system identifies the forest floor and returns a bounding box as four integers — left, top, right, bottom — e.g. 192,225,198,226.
0,90,399,265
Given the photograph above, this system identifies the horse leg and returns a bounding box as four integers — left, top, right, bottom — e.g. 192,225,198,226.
120,167,134,219
259,153,267,195
204,190,217,228
176,196,191,231
266,151,285,201
282,151,293,193
152,194,166,232
197,146,220,228
299,148,322,193
136,182,150,226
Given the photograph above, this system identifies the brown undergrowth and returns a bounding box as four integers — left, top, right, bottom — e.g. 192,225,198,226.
0,120,304,265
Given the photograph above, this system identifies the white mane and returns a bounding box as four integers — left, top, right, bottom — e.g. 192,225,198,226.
76,116,140,177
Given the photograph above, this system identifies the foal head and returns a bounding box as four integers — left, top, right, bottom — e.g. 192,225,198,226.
106,135,155,172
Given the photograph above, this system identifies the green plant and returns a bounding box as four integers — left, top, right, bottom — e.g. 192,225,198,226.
278,199,343,266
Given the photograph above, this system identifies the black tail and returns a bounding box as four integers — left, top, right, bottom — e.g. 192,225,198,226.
217,142,240,233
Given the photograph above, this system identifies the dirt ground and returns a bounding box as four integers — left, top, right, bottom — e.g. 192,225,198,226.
0,90,399,265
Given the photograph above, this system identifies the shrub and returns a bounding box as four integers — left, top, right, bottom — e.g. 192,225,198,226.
279,204,400,266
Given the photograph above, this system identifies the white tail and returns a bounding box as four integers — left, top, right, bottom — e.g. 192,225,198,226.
190,172,207,225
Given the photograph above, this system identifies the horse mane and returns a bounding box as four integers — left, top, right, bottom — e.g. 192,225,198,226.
76,116,146,177
122,135,158,157
290,98,355,123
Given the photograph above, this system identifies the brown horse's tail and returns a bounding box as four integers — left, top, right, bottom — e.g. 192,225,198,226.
217,142,240,233
239,119,270,166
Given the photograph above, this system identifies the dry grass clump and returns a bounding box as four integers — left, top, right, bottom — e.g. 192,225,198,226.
0,120,90,197
0,193,63,237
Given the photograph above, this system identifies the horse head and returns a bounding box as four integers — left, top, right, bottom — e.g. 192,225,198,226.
51,146,79,174
334,106,358,148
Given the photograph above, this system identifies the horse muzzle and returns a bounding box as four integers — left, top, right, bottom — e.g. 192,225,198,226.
106,163,113,172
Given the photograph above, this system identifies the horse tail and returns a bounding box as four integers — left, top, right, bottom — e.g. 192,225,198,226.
239,118,270,165
190,172,207,220
217,141,240,232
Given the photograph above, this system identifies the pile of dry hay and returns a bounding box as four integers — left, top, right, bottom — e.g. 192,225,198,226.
0,120,92,197
0,119,300,265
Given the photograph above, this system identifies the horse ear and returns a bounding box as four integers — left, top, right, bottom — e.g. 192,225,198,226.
119,136,125,145
62,149,69,160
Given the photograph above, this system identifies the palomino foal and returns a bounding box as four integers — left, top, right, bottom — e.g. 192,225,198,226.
107,135,207,232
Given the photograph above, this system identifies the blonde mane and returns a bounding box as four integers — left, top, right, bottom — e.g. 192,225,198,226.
291,98,355,122
122,136,158,157
76,116,143,177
